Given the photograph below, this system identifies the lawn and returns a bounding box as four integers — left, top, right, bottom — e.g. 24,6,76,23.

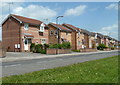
2,56,118,83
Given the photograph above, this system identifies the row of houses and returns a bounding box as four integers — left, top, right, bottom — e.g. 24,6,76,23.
1,14,120,52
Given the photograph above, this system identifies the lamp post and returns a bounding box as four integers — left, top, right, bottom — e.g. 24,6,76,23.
56,16,63,54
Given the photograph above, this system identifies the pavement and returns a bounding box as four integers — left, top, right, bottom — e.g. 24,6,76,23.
1,50,119,62
1,50,119,77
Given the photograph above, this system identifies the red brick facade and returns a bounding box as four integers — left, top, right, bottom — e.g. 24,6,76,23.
2,14,48,52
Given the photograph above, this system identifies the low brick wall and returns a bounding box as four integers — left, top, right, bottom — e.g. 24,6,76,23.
104,48,111,51
0,48,6,58
46,48,57,55
58,49,71,54
46,48,71,54
80,48,97,52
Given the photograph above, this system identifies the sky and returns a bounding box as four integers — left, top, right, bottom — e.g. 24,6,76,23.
0,2,118,41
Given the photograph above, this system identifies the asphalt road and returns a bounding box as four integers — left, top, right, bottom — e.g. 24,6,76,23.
2,51,119,77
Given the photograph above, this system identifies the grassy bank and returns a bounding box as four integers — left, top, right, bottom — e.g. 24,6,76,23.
2,56,118,83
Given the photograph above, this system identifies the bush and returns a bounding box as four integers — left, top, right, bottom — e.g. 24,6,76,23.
72,49,80,52
35,44,43,53
49,42,71,49
43,44,49,51
40,49,46,54
49,44,62,49
97,44,108,50
61,42,71,49
111,47,114,50
30,43,35,52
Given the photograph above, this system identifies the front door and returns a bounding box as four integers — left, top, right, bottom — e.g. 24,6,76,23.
24,39,28,50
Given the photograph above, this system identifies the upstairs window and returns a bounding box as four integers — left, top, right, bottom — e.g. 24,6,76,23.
40,23,45,32
54,30,58,35
41,39,46,44
24,23,29,30
50,30,54,35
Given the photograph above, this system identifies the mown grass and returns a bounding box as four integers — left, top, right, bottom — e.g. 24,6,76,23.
2,56,118,83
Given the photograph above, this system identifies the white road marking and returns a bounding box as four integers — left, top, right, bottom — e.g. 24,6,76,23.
3,64,21,67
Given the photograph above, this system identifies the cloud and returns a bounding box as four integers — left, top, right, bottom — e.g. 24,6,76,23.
0,3,57,40
99,24,118,39
105,4,118,10
64,5,87,16
12,4,57,21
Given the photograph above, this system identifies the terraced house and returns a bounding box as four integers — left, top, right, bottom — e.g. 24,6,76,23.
88,32,97,48
2,14,119,52
48,23,72,44
2,14,49,52
63,24,85,50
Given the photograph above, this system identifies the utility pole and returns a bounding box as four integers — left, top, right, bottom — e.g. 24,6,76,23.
56,16,63,54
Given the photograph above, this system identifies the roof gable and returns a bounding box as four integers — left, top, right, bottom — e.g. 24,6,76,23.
49,23,72,32
2,14,43,26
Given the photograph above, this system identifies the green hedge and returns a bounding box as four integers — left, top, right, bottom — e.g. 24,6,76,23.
49,42,71,49
72,49,80,52
30,42,71,54
97,44,108,50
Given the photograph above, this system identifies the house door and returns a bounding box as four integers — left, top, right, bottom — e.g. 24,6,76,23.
24,39,28,50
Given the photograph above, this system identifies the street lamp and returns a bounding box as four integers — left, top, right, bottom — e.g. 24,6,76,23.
56,16,63,54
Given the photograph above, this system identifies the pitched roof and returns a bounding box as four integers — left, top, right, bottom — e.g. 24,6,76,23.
2,14,43,26
81,29,91,35
97,33,104,38
90,32,96,36
11,14,43,25
49,23,72,32
62,23,80,32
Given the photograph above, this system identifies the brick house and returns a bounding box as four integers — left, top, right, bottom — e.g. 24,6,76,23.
95,33,104,46
48,23,72,45
89,32,97,48
80,29,91,49
2,14,49,52
62,24,85,50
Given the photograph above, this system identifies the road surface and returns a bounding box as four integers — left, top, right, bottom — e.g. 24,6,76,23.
2,51,119,77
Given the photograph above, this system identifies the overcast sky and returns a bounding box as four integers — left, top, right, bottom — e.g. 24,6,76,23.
0,2,118,41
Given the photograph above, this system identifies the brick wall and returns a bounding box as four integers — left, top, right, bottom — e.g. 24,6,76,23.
71,32,77,50
20,24,48,52
48,25,59,44
2,17,21,52
76,32,84,49
2,16,49,52
60,32,71,43
89,36,96,48
84,33,89,48
46,48,71,54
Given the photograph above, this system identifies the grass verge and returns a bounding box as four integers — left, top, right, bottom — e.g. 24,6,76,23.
2,56,118,83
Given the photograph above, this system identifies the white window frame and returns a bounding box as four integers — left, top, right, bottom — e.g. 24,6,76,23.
50,30,54,35
41,39,46,44
40,23,45,32
54,30,58,35
24,23,29,30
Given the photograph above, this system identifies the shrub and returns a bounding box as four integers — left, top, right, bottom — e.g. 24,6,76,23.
48,42,71,49
30,43,35,52
72,49,80,52
111,47,114,50
61,42,71,49
35,44,43,53
43,44,49,51
97,44,108,50
49,44,62,49
40,49,46,54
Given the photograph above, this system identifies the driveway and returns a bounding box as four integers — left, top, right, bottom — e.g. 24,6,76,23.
1,50,119,77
